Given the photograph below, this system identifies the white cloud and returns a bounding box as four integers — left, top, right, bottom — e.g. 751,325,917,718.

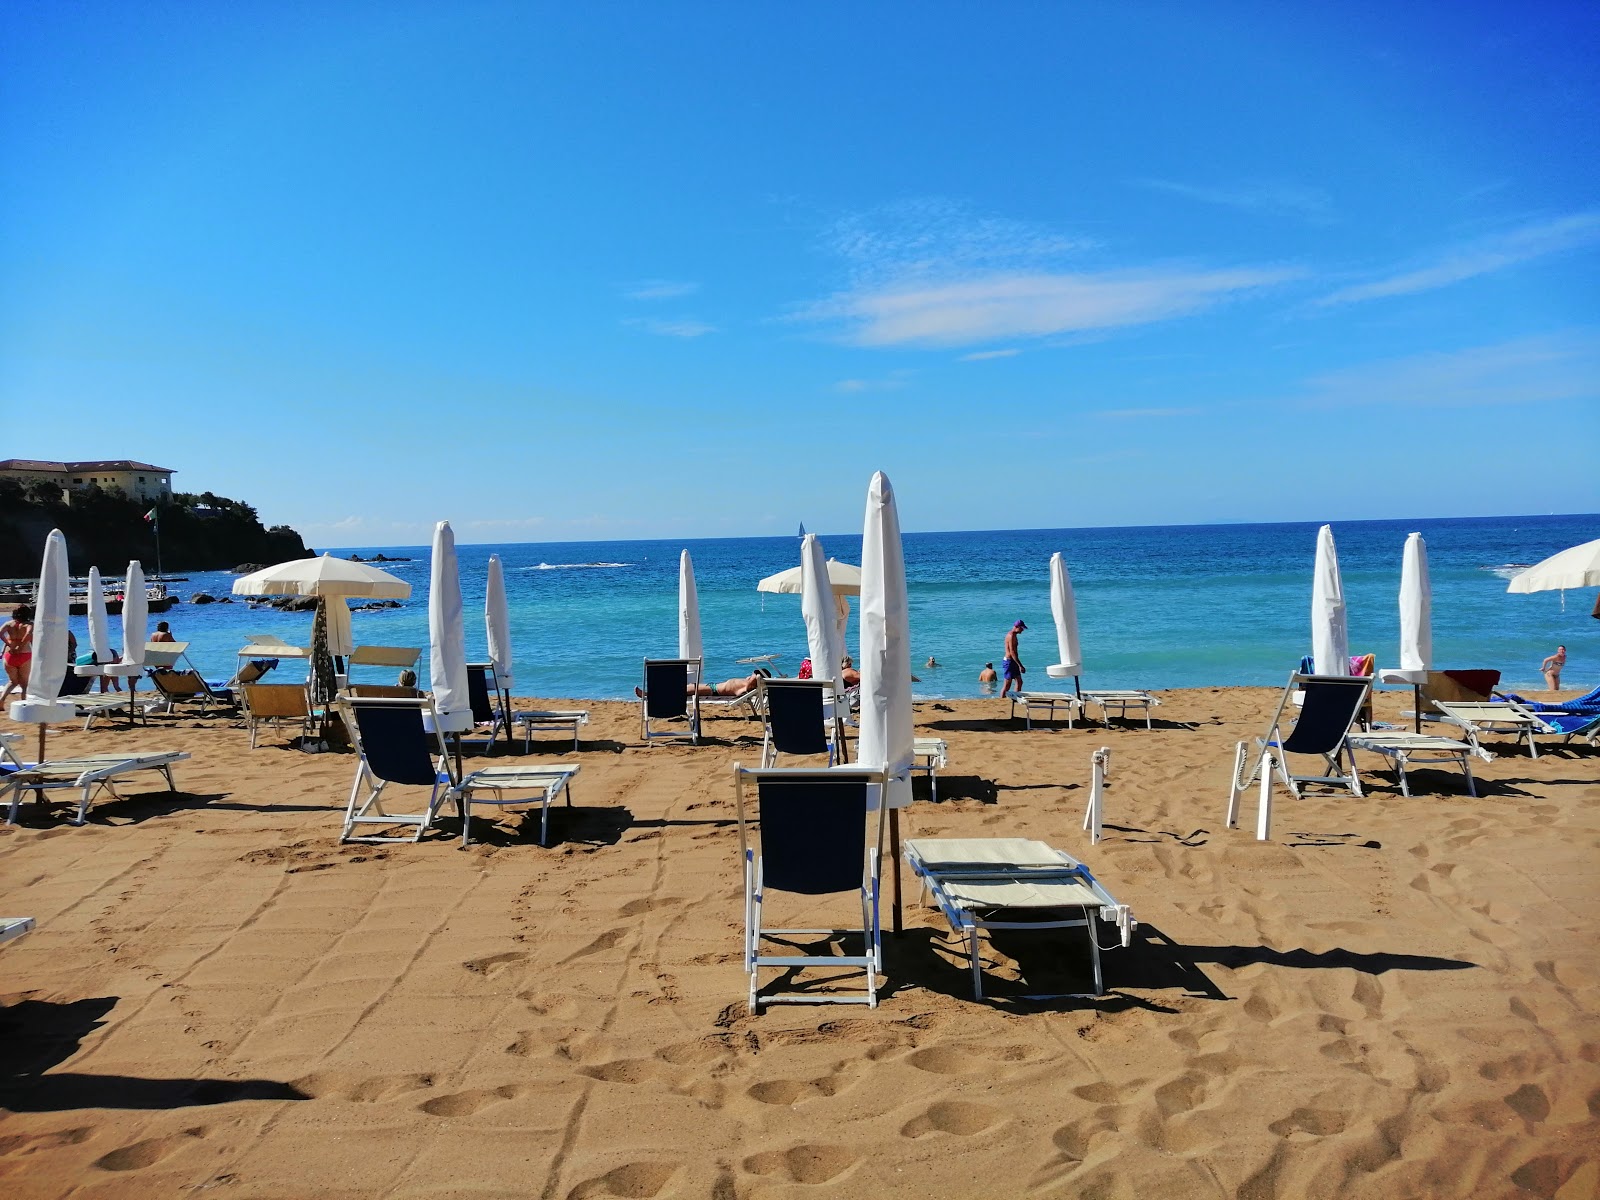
959,348,1020,361
805,266,1299,348
1299,331,1600,408
1319,212,1600,305
623,279,700,301
1140,179,1336,223
626,317,718,338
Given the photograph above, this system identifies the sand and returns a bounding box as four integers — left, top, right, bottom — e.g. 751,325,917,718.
1,686,1597,1199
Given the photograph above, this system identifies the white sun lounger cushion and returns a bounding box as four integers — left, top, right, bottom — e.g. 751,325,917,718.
912,737,948,768
1082,690,1160,705
906,838,1105,908
1348,733,1486,754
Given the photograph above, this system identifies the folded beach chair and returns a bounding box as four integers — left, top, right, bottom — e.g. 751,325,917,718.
1010,691,1081,730
148,669,231,715
912,737,948,801
1079,690,1162,730
904,837,1135,1001
641,658,701,745
449,763,581,848
464,662,512,753
1225,672,1371,840
1344,730,1493,797
758,678,842,768
241,682,314,749
734,765,888,1013
513,709,591,752
1,734,191,827
335,696,457,843
1431,700,1559,759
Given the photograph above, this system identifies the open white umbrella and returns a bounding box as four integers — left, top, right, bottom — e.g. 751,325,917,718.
485,553,515,749
10,530,76,759
1047,551,1083,686
75,566,112,681
801,533,847,701
678,550,703,672
429,521,472,740
757,559,862,596
1311,524,1349,675
1507,538,1600,596
233,553,412,599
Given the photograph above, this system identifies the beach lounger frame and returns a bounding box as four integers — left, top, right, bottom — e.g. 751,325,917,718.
1431,700,1558,759
515,709,591,752
734,765,888,1013
904,837,1135,1001
1,738,190,826
1226,672,1371,841
1010,691,1081,730
1344,731,1491,797
1080,690,1161,730
148,668,230,716
641,658,701,746
448,763,581,848
1,917,35,945
912,737,948,802
464,662,513,752
335,696,456,843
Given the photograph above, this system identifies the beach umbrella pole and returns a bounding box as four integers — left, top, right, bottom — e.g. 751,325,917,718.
890,810,903,934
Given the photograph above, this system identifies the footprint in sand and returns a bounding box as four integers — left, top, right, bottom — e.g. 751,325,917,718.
562,927,627,964
742,1144,859,1185
0,1127,94,1156
463,951,528,977
566,1162,679,1199
418,1085,522,1116
1505,1083,1551,1123
900,1100,1005,1138
293,1071,436,1103
93,1128,206,1172
1268,1106,1349,1137
905,1042,1035,1075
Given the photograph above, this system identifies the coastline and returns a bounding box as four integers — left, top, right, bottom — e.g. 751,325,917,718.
2,684,1595,1197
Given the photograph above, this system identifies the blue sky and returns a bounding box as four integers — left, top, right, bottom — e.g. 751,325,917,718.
3,2,1597,547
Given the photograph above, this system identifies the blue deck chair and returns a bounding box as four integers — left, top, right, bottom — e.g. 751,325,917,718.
641,658,701,745
465,662,512,752
1226,672,1372,840
734,765,888,1013
337,696,457,843
758,678,842,767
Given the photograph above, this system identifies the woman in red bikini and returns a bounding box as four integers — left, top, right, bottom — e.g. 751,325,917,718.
1,604,34,707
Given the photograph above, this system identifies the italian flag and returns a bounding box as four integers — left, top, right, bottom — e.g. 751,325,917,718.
143,508,158,525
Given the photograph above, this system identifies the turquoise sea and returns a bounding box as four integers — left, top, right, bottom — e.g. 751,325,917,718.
63,513,1597,700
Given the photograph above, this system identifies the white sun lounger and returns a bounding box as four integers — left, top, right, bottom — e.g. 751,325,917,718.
912,737,948,802
449,764,580,848
1344,731,1492,797
1080,690,1161,730
2,748,191,826
1,917,35,945
514,709,591,752
1010,691,1080,730
1432,701,1557,759
904,837,1135,1000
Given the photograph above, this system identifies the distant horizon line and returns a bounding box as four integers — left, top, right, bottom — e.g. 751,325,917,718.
306,511,1597,554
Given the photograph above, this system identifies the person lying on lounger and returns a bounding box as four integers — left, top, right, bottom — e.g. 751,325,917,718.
636,668,771,700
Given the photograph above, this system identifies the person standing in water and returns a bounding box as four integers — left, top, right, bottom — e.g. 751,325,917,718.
1541,644,1567,690
1000,621,1027,699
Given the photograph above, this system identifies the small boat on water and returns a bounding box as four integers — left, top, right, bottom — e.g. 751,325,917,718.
0,581,177,614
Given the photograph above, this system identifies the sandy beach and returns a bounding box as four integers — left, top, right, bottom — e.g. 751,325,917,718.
2,687,1597,1199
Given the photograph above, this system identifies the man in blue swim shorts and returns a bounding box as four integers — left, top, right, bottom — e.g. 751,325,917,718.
1001,620,1027,699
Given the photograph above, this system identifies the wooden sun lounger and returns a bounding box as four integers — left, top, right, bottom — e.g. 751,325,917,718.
3,751,191,826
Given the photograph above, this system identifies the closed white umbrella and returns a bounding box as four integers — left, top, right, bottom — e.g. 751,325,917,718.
1399,533,1431,672
1047,551,1083,684
10,530,76,758
1395,532,1432,731
1507,538,1600,595
801,533,847,699
1311,525,1349,675
678,550,703,671
429,521,472,737
858,472,913,811
102,561,147,713
324,599,355,658
76,566,112,679
486,554,513,688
